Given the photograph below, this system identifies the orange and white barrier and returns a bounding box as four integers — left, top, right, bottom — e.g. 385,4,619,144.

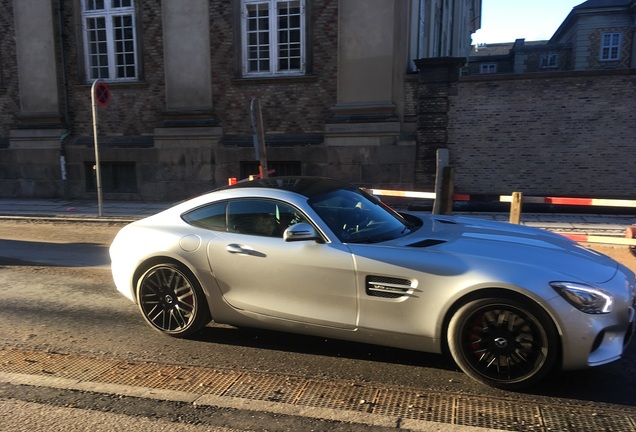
500,195,636,208
371,189,636,247
370,189,472,201
369,189,437,200
557,233,636,246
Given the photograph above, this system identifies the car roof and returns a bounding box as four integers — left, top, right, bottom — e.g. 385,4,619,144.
217,176,355,199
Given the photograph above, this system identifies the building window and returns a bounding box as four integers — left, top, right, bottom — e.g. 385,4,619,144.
480,63,497,74
541,53,558,68
81,0,139,82
241,0,305,77
85,161,137,193
600,32,621,61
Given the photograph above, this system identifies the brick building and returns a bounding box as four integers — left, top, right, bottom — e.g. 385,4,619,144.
467,0,636,75
0,0,481,200
448,0,636,199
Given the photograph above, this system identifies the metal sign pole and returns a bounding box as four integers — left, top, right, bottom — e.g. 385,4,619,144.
91,80,103,217
250,98,268,179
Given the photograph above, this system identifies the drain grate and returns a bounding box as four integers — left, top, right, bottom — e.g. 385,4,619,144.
0,348,116,380
540,405,635,432
223,373,305,403
456,396,543,430
373,389,454,423
294,381,378,413
1,347,634,432
158,367,241,394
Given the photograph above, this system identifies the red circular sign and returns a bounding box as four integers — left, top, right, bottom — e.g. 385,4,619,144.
94,82,110,107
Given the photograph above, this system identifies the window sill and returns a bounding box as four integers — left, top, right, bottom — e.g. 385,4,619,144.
232,75,318,85
76,80,149,89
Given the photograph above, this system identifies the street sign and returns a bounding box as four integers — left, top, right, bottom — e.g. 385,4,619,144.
94,82,110,107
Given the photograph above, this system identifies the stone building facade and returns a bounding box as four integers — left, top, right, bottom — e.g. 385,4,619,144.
0,0,480,201
467,0,636,75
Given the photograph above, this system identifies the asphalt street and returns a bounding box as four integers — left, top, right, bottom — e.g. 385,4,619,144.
1,198,635,431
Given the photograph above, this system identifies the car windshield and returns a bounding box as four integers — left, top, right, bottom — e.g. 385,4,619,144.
308,187,415,243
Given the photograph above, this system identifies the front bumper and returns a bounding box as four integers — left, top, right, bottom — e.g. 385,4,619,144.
553,270,636,370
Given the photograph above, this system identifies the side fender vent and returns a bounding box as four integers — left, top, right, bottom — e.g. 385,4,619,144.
366,276,414,299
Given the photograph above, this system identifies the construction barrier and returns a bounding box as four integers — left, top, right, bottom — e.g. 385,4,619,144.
500,195,636,208
559,233,636,246
373,188,636,247
500,193,636,246
370,189,471,201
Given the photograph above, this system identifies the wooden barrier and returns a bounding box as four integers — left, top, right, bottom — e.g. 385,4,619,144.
501,193,636,246
500,195,636,208
372,188,636,247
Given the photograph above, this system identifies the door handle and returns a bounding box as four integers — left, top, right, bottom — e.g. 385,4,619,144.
226,243,266,258
225,243,251,253
226,243,254,255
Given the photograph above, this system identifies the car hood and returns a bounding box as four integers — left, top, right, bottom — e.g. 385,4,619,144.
391,214,619,284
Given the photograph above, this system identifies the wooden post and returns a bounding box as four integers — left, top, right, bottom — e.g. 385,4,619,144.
509,192,523,224
432,149,449,214
440,166,455,215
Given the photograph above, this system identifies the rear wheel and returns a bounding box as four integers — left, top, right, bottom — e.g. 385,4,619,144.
447,297,558,389
136,263,210,337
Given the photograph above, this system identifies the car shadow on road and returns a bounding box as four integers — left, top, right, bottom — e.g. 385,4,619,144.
0,239,110,267
193,324,457,371
190,324,636,407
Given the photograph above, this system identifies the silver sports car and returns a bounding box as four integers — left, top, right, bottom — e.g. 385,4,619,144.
110,177,635,389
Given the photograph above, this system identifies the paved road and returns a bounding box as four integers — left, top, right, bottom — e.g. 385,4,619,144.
1,217,636,431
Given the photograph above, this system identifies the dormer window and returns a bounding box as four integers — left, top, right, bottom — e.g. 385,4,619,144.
541,53,558,68
600,32,621,61
480,63,497,74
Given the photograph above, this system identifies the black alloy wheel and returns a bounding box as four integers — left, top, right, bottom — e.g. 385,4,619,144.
448,297,558,389
136,263,210,337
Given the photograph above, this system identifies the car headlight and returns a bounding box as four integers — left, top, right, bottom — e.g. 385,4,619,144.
550,282,614,314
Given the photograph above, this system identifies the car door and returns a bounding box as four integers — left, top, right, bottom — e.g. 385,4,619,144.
205,198,358,329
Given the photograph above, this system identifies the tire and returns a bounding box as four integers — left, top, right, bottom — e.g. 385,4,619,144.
447,297,558,390
136,263,211,337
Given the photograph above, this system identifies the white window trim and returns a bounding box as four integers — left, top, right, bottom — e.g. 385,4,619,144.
600,32,622,61
480,63,497,74
81,0,139,82
240,0,306,77
541,53,558,68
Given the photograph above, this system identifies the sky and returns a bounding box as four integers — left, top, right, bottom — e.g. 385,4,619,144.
472,0,585,45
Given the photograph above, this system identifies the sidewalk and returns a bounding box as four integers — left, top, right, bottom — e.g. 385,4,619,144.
0,198,634,238
0,198,171,221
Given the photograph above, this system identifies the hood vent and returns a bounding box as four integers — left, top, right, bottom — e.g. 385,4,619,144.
366,276,414,299
407,239,446,248
434,219,457,225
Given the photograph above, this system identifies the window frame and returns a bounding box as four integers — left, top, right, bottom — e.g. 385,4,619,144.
600,32,622,61
183,198,311,238
240,0,306,77
80,0,140,83
540,53,558,69
479,63,497,74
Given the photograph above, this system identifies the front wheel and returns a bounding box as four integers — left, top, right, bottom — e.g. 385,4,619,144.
447,297,558,389
136,263,210,337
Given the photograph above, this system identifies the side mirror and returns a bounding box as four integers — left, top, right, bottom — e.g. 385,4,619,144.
283,223,323,243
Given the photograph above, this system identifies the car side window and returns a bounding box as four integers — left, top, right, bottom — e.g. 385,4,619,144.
228,199,309,238
182,202,227,231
